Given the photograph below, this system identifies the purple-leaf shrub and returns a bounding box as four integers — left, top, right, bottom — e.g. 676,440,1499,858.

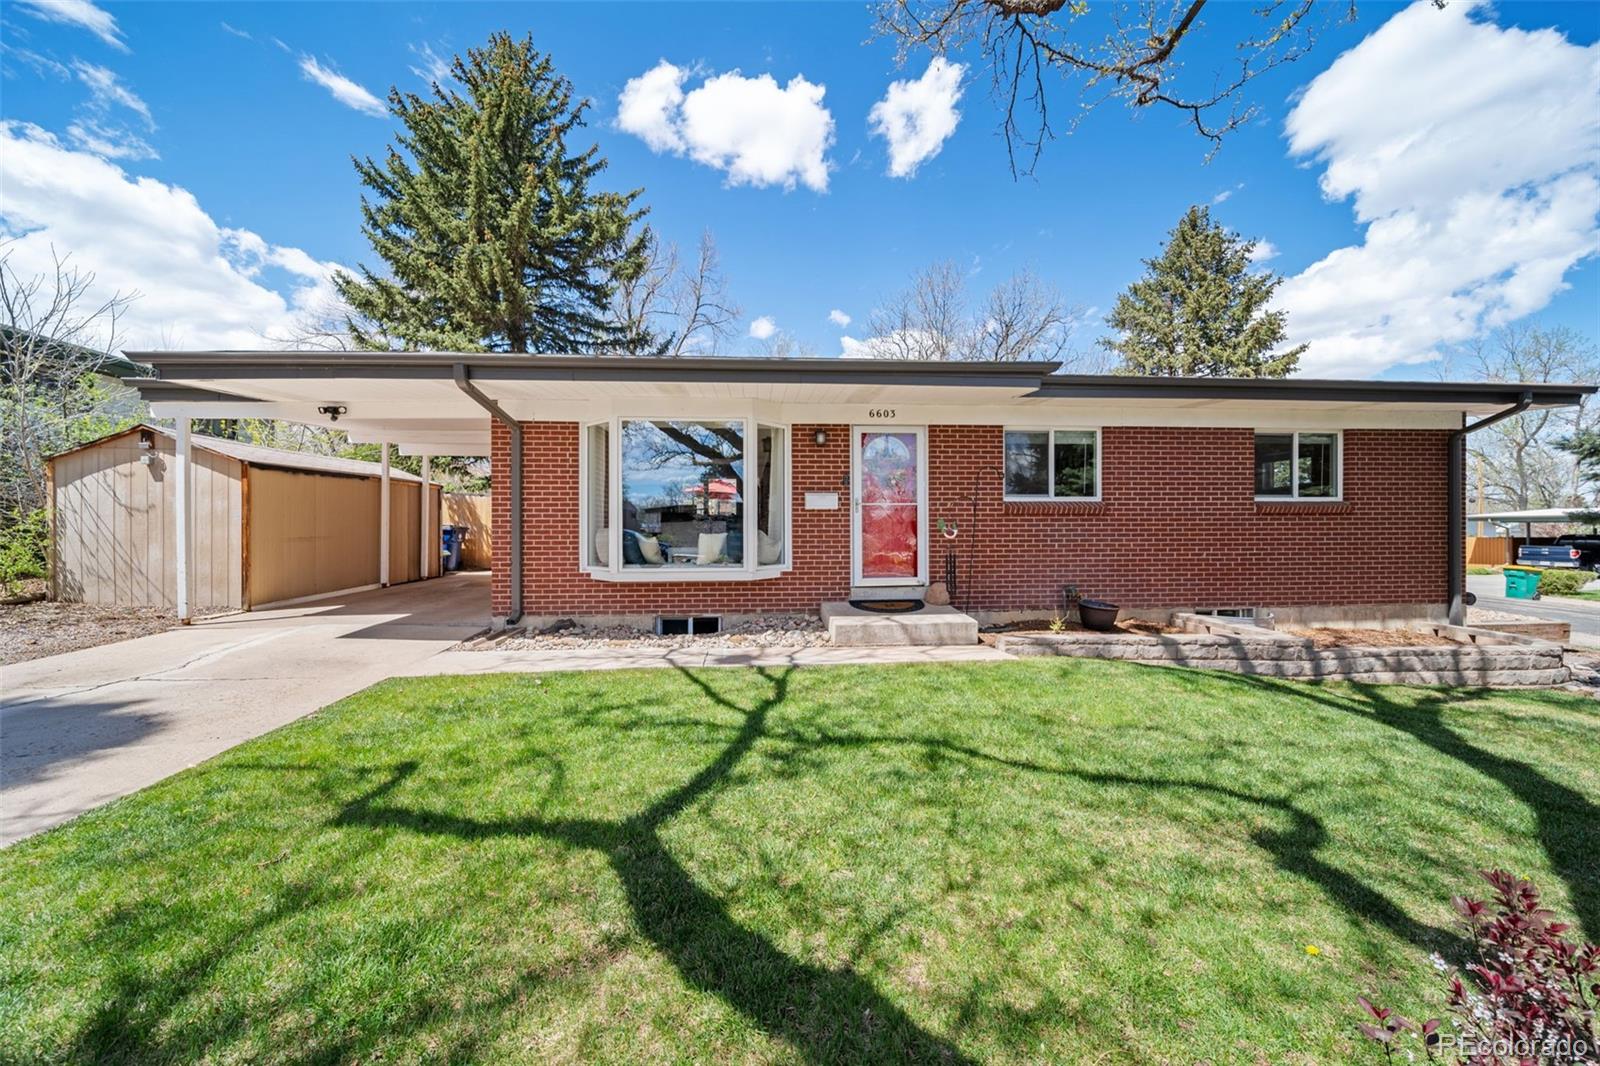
1357,870,1598,1063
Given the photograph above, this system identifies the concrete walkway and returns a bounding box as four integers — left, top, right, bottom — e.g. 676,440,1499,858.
1,573,489,846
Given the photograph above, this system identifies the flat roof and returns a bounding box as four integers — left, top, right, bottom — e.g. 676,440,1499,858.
1469,507,1600,524
51,423,424,482
123,351,1595,409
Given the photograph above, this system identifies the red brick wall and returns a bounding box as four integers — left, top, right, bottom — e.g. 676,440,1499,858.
490,421,1450,618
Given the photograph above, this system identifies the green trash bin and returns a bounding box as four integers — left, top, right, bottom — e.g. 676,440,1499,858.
1504,567,1542,600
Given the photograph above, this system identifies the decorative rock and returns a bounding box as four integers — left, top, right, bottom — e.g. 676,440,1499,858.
924,581,951,606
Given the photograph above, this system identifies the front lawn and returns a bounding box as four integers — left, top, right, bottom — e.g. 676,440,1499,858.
3,661,1597,1064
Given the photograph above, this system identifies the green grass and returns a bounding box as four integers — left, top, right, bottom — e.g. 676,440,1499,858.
1466,565,1502,575
3,661,1597,1065
1552,590,1600,601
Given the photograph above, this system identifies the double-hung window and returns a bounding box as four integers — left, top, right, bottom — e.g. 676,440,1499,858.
1003,428,1100,500
581,414,790,578
1254,431,1340,500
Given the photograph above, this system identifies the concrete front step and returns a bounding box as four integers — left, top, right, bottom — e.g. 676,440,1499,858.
821,601,978,647
848,585,927,601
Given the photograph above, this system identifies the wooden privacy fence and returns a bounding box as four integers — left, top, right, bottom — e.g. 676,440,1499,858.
1466,535,1513,567
444,493,492,569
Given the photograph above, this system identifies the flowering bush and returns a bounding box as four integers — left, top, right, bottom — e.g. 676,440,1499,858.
1357,870,1598,1063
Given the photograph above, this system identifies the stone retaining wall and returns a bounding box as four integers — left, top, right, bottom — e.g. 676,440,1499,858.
998,614,1568,687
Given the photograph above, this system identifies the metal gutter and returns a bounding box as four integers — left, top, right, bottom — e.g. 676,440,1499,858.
125,352,1062,389
1449,391,1534,624
1030,375,1594,408
453,363,522,627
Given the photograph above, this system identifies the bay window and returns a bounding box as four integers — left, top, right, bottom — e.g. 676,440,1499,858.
1003,428,1100,500
582,414,790,578
1254,431,1340,499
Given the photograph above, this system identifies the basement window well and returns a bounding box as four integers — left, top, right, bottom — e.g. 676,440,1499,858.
655,615,722,636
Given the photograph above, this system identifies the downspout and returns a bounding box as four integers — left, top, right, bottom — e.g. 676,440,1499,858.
454,363,523,627
1449,391,1533,624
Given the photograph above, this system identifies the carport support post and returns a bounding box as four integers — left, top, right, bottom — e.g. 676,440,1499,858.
379,439,391,587
1450,392,1533,624
419,454,431,579
174,408,192,624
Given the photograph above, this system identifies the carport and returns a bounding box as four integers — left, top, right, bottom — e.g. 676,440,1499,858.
128,353,502,623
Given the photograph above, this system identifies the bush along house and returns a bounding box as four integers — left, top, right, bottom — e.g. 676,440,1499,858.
127,353,1593,636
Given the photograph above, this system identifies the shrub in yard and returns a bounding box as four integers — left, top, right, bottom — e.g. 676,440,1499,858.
1357,870,1598,1063
1537,568,1594,597
0,508,48,595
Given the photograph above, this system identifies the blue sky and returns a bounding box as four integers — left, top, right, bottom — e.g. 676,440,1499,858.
2,0,1597,379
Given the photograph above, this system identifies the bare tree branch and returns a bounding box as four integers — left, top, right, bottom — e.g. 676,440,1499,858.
1,246,142,526
876,0,1352,176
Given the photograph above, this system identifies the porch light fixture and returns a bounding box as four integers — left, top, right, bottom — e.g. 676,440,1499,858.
317,404,347,422
813,429,827,446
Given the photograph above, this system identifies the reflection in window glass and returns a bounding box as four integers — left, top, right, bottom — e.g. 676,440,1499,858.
1298,432,1339,497
1052,430,1097,498
1254,434,1294,497
756,425,787,566
620,420,744,567
1004,431,1048,496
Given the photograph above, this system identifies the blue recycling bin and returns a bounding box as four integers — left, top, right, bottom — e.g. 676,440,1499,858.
441,525,462,571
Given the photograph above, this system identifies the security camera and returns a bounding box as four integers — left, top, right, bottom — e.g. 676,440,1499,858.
317,404,348,422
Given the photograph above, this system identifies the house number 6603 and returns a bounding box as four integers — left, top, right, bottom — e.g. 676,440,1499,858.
868,408,897,419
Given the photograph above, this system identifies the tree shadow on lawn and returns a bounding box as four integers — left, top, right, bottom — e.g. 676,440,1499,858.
326,664,1474,1063
1200,672,1600,944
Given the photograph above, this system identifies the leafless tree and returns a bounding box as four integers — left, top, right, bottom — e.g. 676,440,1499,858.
610,229,740,356
858,259,1092,364
875,0,1354,176
1444,324,1600,511
1,247,141,524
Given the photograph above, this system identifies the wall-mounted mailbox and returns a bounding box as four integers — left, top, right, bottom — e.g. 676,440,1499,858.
804,492,840,510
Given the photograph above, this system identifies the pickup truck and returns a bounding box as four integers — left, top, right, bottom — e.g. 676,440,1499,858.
1516,537,1600,570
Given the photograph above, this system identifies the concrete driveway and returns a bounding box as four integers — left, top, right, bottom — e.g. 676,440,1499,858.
1468,572,1600,645
1,573,487,846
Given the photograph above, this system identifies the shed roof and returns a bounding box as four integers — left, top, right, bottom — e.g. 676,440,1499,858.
51,423,424,482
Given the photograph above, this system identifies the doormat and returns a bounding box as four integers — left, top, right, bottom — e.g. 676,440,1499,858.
848,599,926,614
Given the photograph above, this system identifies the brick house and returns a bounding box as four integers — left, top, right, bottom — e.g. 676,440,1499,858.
128,353,1592,629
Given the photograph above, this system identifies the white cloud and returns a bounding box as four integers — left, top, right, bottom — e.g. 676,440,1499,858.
219,22,252,41
408,42,452,86
14,0,126,52
748,315,778,340
0,121,343,349
828,308,851,327
839,329,936,359
66,118,155,160
617,60,688,152
71,60,152,126
1247,240,1278,264
299,55,387,118
1277,0,1600,377
869,57,965,178
617,60,834,192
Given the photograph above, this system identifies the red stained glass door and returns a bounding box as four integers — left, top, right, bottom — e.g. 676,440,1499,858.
855,429,923,583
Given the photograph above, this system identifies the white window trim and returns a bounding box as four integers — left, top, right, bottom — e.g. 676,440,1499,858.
1001,426,1102,502
1253,429,1344,502
579,409,793,582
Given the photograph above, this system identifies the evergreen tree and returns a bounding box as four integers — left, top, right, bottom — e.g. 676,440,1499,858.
1101,205,1305,377
336,33,650,353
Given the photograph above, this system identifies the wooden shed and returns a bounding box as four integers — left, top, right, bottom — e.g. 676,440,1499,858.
49,424,441,611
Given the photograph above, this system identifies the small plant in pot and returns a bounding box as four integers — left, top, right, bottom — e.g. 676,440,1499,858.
1077,599,1120,631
